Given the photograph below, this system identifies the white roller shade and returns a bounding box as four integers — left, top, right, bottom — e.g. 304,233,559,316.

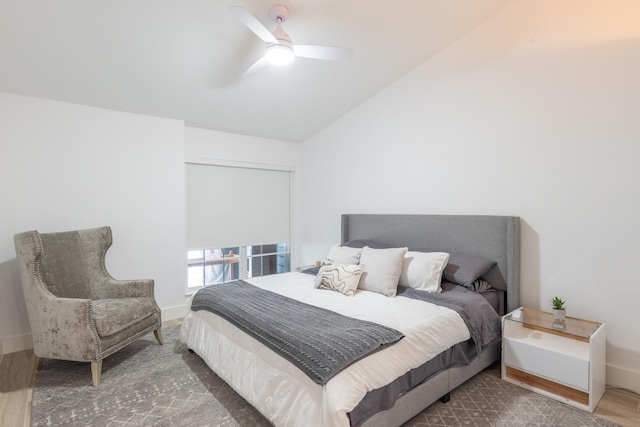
187,163,291,249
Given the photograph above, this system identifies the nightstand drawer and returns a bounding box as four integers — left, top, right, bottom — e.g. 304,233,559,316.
504,331,589,391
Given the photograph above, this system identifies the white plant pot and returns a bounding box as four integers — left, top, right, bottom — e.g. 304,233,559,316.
552,308,566,329
552,308,566,321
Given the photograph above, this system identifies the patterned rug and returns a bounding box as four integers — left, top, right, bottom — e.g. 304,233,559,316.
32,326,618,427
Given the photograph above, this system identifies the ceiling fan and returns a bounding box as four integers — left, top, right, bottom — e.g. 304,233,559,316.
229,4,353,76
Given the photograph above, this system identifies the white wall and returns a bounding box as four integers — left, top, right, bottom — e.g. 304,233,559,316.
0,92,186,353
299,0,640,393
185,126,300,167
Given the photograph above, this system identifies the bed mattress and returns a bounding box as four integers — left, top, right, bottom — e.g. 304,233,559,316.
180,272,473,427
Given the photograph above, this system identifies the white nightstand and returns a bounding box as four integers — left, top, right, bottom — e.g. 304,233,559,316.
501,307,606,412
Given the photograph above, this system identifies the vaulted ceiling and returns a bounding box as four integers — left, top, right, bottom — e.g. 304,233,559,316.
0,0,513,142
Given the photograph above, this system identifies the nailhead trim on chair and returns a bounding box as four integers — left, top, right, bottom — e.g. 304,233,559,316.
87,301,102,361
99,317,161,359
32,232,47,295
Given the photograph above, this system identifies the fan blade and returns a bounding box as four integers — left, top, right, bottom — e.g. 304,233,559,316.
243,56,269,77
229,6,277,44
293,45,353,61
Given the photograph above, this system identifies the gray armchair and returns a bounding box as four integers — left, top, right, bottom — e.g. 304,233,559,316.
14,226,163,387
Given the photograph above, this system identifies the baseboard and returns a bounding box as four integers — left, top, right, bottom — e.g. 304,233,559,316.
162,303,188,322
607,363,640,395
0,333,33,355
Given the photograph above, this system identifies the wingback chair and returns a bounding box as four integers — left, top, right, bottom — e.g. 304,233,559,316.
14,226,163,387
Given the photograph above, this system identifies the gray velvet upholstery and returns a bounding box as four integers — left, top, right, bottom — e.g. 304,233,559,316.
14,226,163,386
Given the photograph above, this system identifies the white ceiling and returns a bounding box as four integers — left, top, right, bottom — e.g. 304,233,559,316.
0,0,513,142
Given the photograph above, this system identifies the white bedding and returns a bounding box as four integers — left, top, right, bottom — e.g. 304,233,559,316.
180,272,471,427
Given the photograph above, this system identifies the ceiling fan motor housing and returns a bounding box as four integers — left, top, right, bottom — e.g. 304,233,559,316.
271,25,293,48
269,5,293,48
268,4,289,22
266,6,294,66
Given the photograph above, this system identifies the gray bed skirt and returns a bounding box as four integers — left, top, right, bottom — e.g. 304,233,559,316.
361,340,501,427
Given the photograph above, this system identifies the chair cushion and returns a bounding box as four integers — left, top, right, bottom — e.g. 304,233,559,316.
92,298,157,337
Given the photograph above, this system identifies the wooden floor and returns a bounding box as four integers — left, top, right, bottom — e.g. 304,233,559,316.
0,349,34,427
2,327,639,427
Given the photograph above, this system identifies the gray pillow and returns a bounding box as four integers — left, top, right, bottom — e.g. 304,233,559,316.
443,253,496,287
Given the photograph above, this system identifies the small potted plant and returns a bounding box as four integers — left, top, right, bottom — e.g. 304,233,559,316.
551,296,566,325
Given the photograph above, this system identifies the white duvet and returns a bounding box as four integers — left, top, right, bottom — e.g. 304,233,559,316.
180,272,470,427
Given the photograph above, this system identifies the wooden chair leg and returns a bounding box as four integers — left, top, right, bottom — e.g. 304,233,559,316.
31,355,43,384
91,360,102,387
154,328,164,345
34,355,43,371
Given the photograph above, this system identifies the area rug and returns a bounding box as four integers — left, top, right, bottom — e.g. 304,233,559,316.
32,326,619,427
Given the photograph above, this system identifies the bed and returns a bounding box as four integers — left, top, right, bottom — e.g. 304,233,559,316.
180,214,521,426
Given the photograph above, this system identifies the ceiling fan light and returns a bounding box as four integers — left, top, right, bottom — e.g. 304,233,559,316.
265,44,294,66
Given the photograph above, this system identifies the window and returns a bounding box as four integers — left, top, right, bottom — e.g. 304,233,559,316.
185,162,293,290
247,243,291,278
187,247,239,287
187,243,290,289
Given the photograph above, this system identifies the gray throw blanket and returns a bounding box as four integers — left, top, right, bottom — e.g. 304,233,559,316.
190,281,404,385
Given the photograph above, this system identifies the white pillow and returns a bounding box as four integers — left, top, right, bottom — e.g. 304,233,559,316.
326,244,361,265
314,263,364,296
399,251,450,293
358,246,408,297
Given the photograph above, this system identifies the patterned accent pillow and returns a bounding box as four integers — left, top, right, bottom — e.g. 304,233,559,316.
314,263,364,296
468,278,493,293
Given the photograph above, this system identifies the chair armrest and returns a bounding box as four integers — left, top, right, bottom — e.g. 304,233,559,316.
29,294,100,362
93,278,155,299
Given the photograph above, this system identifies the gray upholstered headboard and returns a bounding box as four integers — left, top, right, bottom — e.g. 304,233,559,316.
341,214,521,314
